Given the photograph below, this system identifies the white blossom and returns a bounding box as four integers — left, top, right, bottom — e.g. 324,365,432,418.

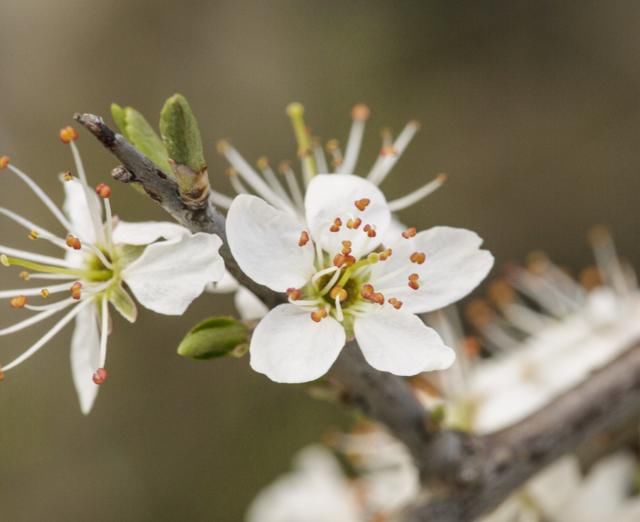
226,173,493,383
0,129,224,413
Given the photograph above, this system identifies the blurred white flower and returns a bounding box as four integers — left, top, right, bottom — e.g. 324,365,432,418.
415,231,640,433
246,446,362,522
209,103,447,319
0,129,224,413
246,428,419,522
482,453,640,522
226,173,493,382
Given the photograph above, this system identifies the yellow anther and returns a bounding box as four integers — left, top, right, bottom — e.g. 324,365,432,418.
40,289,50,299
19,271,30,281
10,295,27,309
354,198,371,211
379,248,393,261
216,140,231,155
62,171,74,182
286,288,302,300
408,273,420,290
256,156,270,170
388,298,403,310
352,104,370,121
28,230,39,241
65,234,82,250
310,308,328,323
95,183,112,199
347,217,362,230
298,230,310,247
330,286,348,302
59,126,79,144
410,252,426,264
402,227,417,239
70,282,83,300
0,255,10,267
225,167,237,178
330,218,342,233
363,224,377,238
0,155,9,169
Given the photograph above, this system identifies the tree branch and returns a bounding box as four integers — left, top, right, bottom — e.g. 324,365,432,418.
404,341,640,521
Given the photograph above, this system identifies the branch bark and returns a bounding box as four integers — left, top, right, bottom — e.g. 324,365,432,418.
76,113,640,522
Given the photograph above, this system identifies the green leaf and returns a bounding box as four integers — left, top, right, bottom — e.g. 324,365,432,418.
110,103,173,174
110,103,128,139
177,316,250,360
159,93,206,173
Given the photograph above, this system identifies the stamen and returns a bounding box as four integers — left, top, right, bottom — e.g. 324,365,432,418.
402,227,417,239
310,308,328,323
286,288,302,300
589,226,629,295
347,217,362,229
388,174,447,212
311,266,339,288
66,234,82,250
410,252,426,264
354,198,371,211
0,296,77,336
319,269,344,296
337,104,370,175
286,103,317,184
330,218,342,233
40,289,50,299
367,121,420,186
325,139,343,170
217,140,296,215
28,230,39,240
279,162,305,211
329,286,348,302
70,282,83,300
341,241,352,255
0,207,71,252
334,294,344,322
102,195,115,257
333,253,356,268
95,183,112,199
379,248,393,261
62,171,74,182
298,231,310,247
98,296,109,368
0,282,72,299
1,298,91,372
0,248,76,270
313,138,329,173
19,271,29,280
363,224,376,238
10,296,27,309
408,273,420,290
226,167,249,195
388,298,403,310
208,190,233,210
257,157,292,204
93,367,108,385
0,155,9,169
59,126,79,144
6,164,74,231
68,140,105,244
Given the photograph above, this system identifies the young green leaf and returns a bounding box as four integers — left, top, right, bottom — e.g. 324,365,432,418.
177,316,250,360
159,93,206,173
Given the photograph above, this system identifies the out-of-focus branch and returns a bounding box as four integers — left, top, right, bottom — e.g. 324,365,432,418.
77,114,640,521
404,342,640,521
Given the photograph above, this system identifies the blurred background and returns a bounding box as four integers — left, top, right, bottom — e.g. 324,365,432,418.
2,1,640,520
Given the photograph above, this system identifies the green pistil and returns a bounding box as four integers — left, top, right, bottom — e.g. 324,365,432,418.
1,255,113,282
286,102,317,178
337,253,379,288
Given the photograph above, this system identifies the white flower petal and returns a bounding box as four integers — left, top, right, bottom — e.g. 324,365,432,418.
235,287,269,320
70,303,101,415
63,177,101,244
371,226,494,314
226,195,315,292
305,174,391,257
354,307,455,375
206,270,239,294
250,304,346,383
112,220,188,245
123,232,224,315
